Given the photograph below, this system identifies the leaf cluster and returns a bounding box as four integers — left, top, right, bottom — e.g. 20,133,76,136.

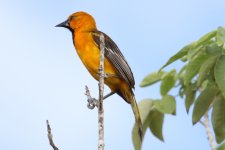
133,26,225,150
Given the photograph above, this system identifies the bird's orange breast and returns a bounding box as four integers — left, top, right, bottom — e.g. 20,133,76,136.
73,32,122,91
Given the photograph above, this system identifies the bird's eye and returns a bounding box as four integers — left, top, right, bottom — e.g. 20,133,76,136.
70,16,76,21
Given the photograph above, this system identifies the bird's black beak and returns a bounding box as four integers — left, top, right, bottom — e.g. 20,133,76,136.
55,19,70,28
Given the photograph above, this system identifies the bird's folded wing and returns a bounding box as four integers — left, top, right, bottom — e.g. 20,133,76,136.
91,30,135,89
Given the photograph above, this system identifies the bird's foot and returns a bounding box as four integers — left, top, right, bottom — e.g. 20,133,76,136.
97,68,108,78
97,71,119,79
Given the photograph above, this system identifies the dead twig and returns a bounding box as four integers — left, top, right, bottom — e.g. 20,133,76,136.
46,120,59,150
85,85,98,109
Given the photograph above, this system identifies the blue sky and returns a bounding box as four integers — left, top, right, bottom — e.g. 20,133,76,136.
0,0,225,149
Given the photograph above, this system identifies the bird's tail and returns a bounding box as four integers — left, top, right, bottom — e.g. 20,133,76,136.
117,83,143,141
130,94,143,141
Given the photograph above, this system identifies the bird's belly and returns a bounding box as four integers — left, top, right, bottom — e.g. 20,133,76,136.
76,45,121,90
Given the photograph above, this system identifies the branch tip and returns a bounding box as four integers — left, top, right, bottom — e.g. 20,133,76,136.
46,120,59,150
85,85,99,109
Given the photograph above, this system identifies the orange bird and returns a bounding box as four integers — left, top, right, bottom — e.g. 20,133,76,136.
56,11,142,139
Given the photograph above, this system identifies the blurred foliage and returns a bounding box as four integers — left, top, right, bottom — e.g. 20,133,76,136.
133,26,225,150
217,142,225,150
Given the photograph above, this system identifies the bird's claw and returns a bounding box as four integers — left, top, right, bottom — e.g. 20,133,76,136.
97,72,108,79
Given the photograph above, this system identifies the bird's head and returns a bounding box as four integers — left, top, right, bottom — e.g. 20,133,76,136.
55,11,96,32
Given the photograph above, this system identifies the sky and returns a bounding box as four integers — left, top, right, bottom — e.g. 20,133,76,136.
0,0,225,150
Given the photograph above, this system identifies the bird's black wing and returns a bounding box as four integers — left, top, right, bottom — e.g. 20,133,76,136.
92,30,135,88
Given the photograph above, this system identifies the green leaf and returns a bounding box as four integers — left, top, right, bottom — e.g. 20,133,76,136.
160,43,194,70
212,96,225,144
184,51,208,85
217,142,225,150
140,71,165,87
187,46,205,61
184,84,197,113
177,65,187,85
138,99,154,123
197,53,220,86
179,86,185,98
154,95,176,114
192,84,219,124
149,110,164,141
132,99,154,150
180,55,188,62
160,69,176,96
206,43,223,54
132,100,165,148
217,26,225,46
215,55,225,98
196,30,217,47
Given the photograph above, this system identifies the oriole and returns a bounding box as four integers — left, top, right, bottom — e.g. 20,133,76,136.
56,11,143,140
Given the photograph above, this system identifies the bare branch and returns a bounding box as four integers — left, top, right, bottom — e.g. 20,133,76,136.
201,113,217,150
84,33,105,150
46,120,59,150
98,32,105,150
